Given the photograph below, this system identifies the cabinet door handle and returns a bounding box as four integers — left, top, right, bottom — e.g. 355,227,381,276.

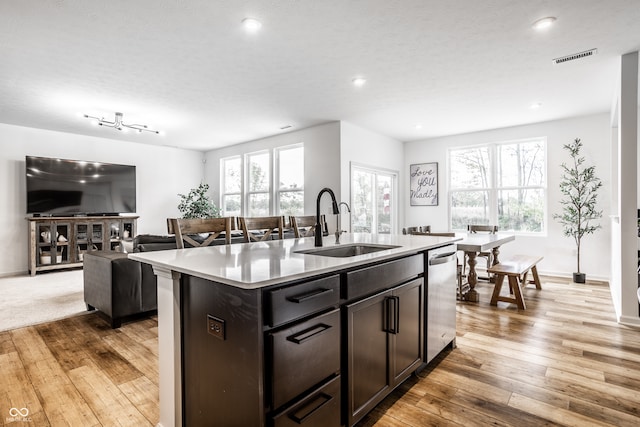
287,323,331,344
289,392,333,424
287,287,333,303
394,296,400,334
386,296,400,334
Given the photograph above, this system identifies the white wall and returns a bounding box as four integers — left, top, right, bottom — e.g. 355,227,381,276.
203,122,341,230
404,113,612,281
340,121,405,233
0,123,204,276
614,51,639,325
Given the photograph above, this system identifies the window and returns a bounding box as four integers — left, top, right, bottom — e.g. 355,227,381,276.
351,164,397,234
276,144,304,216
220,144,304,217
246,151,271,216
449,138,546,233
221,156,242,217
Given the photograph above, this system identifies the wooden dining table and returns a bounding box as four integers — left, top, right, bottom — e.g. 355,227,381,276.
456,233,516,302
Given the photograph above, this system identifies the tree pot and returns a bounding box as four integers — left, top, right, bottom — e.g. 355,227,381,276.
573,272,586,283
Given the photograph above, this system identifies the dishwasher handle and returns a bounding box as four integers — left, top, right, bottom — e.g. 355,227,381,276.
428,252,457,266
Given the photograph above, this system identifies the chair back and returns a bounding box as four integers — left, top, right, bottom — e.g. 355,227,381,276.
468,224,498,234
168,217,232,249
290,215,325,238
423,232,455,237
239,216,284,242
403,225,431,235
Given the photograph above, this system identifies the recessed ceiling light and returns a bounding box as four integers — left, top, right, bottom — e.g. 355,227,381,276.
242,17,262,32
352,77,366,87
532,16,556,31
530,102,542,110
415,124,423,129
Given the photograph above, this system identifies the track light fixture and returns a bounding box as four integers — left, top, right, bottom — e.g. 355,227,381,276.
83,112,160,134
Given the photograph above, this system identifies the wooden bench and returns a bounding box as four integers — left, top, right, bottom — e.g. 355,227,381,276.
487,255,543,309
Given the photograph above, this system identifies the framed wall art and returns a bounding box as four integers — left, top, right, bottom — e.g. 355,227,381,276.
409,162,438,206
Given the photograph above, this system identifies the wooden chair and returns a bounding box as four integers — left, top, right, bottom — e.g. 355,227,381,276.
168,217,233,249
466,224,498,278
290,215,326,238
403,225,430,235
239,216,284,242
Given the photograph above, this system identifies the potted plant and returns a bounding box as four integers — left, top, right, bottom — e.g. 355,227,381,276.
178,183,221,219
553,138,602,283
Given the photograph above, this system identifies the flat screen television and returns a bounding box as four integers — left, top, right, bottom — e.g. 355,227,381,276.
26,155,136,216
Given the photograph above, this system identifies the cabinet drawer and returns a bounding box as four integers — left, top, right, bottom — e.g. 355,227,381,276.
270,309,340,409
271,375,341,427
266,275,340,327
344,254,423,300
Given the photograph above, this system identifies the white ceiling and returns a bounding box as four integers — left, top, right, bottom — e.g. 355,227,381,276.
1,1,639,151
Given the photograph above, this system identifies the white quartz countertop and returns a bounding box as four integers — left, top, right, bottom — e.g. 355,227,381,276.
128,233,461,289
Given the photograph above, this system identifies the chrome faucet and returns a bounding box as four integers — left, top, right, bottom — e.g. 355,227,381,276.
315,188,339,247
335,202,351,244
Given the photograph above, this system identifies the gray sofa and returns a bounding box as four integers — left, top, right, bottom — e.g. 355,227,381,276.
83,230,297,328
83,235,176,328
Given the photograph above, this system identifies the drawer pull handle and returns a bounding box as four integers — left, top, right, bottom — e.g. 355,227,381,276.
287,287,333,303
289,392,333,424
287,323,331,344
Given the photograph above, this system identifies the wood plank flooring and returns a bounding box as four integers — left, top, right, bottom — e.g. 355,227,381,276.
357,277,640,427
1,276,638,426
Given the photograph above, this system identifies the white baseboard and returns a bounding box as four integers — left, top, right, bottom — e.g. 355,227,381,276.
619,315,640,326
473,267,610,284
0,270,29,278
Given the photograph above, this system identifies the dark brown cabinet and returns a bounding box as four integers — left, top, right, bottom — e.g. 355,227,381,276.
269,309,340,409
345,278,423,427
180,252,431,427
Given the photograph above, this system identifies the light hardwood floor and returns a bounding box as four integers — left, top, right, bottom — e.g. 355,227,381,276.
1,276,638,426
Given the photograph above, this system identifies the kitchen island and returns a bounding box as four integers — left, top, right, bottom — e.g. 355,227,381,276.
129,232,460,427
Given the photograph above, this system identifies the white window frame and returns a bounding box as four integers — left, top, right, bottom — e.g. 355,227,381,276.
245,150,272,217
220,155,243,216
275,143,305,216
350,162,398,234
448,137,547,235
220,143,305,217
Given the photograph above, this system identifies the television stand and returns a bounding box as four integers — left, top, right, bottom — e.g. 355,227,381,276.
27,216,138,276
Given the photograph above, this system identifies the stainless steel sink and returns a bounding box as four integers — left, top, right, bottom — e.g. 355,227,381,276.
295,244,400,258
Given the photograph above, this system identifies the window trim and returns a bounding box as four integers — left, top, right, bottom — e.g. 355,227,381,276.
220,143,305,217
275,143,305,216
245,149,272,216
220,155,243,217
350,162,399,234
447,137,547,235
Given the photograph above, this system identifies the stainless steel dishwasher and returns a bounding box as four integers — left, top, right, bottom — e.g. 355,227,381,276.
425,244,458,364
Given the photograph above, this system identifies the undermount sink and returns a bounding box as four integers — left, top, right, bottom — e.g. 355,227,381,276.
295,244,400,258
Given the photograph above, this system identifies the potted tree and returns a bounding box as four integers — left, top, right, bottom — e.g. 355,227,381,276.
178,183,221,219
553,138,602,283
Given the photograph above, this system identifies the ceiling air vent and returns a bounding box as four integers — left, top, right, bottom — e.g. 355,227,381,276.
552,48,598,65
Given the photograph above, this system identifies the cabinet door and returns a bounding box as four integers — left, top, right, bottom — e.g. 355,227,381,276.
52,222,71,264
345,290,391,427
36,221,70,266
90,222,105,250
390,278,423,385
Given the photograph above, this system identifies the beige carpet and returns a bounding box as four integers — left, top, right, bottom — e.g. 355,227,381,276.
0,269,87,332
